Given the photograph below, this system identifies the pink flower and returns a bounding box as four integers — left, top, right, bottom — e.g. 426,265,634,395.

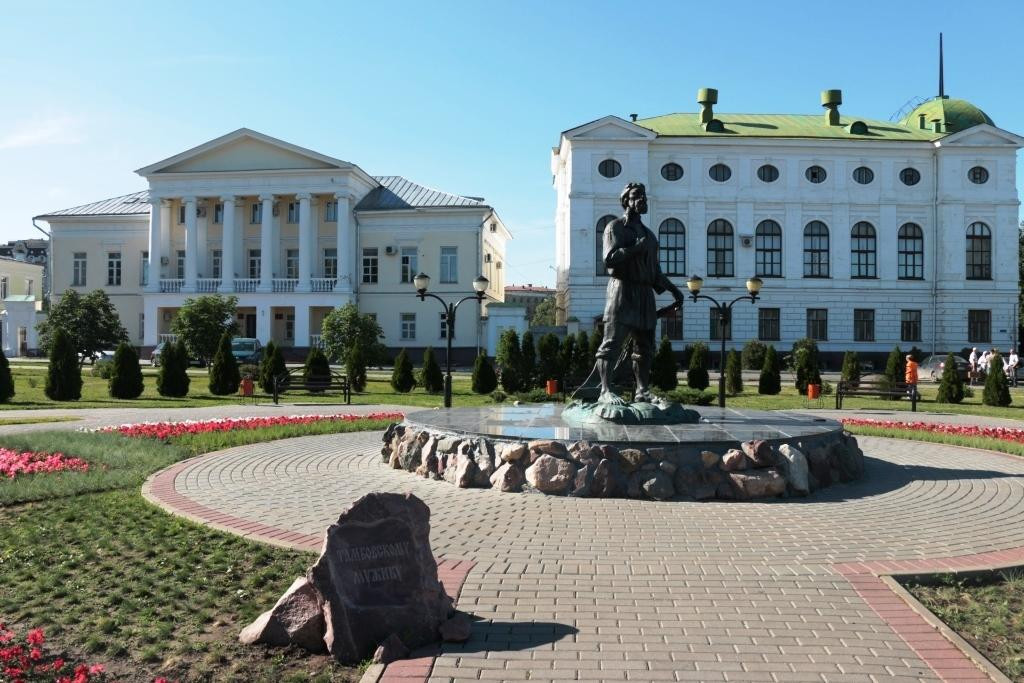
24,628,44,646
89,663,105,674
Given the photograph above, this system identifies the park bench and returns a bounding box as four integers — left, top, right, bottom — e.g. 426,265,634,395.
835,379,917,411
272,367,351,405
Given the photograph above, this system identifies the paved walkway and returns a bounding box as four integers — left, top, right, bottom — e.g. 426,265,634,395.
142,424,1024,682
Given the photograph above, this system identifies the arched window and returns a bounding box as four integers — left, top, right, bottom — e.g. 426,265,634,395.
658,218,686,276
595,215,617,276
755,220,782,277
803,221,829,278
850,222,877,278
898,223,924,279
706,219,734,277
966,222,992,280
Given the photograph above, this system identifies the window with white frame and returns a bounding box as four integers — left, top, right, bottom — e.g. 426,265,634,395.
662,308,682,340
325,201,338,222
72,252,87,286
324,248,337,279
853,309,875,342
400,247,417,283
176,250,185,279
758,308,780,341
401,313,416,340
248,249,261,279
287,202,299,224
440,247,457,283
901,310,922,342
212,250,222,279
106,251,122,286
710,308,731,340
140,251,149,286
285,313,294,341
362,248,378,283
250,203,262,224
440,312,452,339
286,249,299,279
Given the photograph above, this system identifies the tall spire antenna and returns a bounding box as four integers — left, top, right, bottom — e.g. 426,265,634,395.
938,32,945,98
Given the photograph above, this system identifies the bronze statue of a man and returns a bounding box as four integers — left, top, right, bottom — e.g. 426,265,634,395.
596,182,685,404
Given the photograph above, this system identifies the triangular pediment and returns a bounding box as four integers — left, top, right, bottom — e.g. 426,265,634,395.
136,128,354,175
937,124,1024,148
562,115,657,141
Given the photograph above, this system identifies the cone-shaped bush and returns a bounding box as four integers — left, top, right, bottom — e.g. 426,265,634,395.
741,340,767,371
259,340,286,394
882,346,903,396
841,351,860,385
572,330,592,383
687,341,710,390
537,333,561,386
303,346,331,392
208,331,240,395
472,352,498,394
391,348,415,393
936,353,965,404
496,329,523,393
419,346,444,394
559,335,576,385
651,336,678,391
725,349,743,395
983,352,1012,407
45,328,82,401
758,344,781,395
157,340,190,397
108,342,144,399
0,347,14,403
520,331,537,388
346,340,368,392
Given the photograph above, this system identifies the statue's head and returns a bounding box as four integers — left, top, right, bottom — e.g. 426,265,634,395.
620,182,647,215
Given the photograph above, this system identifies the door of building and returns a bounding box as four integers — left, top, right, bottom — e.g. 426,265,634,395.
244,314,257,338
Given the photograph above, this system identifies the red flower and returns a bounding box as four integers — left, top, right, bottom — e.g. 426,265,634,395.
88,663,105,674
25,628,44,646
99,412,405,440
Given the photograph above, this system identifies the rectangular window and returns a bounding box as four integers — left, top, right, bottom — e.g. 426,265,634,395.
440,246,458,284
853,309,875,342
324,248,337,279
138,313,144,340
968,309,991,344
178,205,186,224
286,249,299,279
807,308,828,341
176,250,186,279
663,309,683,340
24,279,33,297
287,202,299,224
401,312,416,340
72,252,87,286
901,309,922,342
325,201,338,222
251,203,262,224
362,248,378,284
0,277,7,299
248,249,261,279
710,308,731,341
758,308,780,341
213,203,223,224
285,313,294,341
106,251,122,286
400,247,418,283
440,312,453,339
140,251,149,286
212,250,222,279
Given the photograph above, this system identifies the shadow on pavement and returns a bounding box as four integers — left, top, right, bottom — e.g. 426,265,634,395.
443,620,579,653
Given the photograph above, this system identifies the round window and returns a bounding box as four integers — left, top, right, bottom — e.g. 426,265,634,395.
598,159,621,178
661,162,684,181
805,165,827,183
899,167,921,186
968,166,989,184
852,166,874,184
709,163,731,182
757,164,779,183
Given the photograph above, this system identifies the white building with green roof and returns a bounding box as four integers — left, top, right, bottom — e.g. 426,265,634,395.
552,88,1023,366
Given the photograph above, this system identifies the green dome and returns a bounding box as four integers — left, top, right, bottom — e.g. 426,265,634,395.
901,97,994,134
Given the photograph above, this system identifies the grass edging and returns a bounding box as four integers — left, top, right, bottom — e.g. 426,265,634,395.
842,424,1024,458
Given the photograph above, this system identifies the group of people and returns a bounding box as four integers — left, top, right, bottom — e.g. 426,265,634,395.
968,347,1020,386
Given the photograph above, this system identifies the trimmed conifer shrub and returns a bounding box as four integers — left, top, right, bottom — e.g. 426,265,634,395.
260,342,287,394
156,340,190,397
883,345,903,385
346,340,368,392
419,346,444,394
936,352,965,404
45,328,82,401
725,349,743,395
840,351,860,385
108,342,144,399
537,333,561,386
687,341,710,391
472,352,498,394
208,331,241,395
572,330,592,382
520,331,537,388
983,352,1012,406
741,340,767,371
559,335,576,385
391,348,415,393
302,346,331,392
651,336,678,391
496,329,523,393
0,347,13,403
758,344,781,395
792,338,822,393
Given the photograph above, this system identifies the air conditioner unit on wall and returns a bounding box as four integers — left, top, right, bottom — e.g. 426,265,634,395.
385,246,397,256
740,235,753,248
160,256,169,265
484,253,492,263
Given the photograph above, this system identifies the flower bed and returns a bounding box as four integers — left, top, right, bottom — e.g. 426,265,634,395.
0,449,89,480
97,413,404,441
841,418,1024,445
0,623,111,682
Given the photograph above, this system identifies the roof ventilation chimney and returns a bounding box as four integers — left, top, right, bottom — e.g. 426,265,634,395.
697,88,718,124
821,89,842,126
629,113,638,122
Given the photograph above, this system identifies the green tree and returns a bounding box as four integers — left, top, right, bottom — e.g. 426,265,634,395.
391,348,415,393
419,346,444,394
37,289,128,365
651,336,678,391
208,331,241,395
741,340,767,371
530,297,557,326
758,344,781,395
495,329,523,393
171,294,239,366
346,340,368,393
983,352,1012,406
792,338,822,393
472,352,498,394
882,346,904,397
559,335,577,384
520,331,537,388
259,341,286,394
108,342,144,399
321,303,386,365
725,349,743,395
537,333,561,385
0,347,13,403
156,341,190,398
302,346,331,392
687,341,710,390
840,351,860,385
45,328,82,401
572,330,592,382
936,352,965,404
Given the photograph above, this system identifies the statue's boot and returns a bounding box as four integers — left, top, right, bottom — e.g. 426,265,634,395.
634,357,654,403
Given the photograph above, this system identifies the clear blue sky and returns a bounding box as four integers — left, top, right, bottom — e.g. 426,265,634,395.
2,0,1021,287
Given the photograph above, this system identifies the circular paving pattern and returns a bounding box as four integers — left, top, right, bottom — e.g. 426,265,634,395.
147,431,1024,682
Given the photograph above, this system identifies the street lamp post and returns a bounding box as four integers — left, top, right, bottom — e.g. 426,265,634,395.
686,275,764,408
413,272,489,408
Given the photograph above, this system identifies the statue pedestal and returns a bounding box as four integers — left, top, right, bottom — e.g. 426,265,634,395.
561,399,700,426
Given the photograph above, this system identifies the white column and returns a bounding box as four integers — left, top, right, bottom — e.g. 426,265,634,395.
143,298,159,346
296,192,313,292
146,197,163,292
334,194,353,292
294,305,310,348
218,196,236,292
256,304,272,344
258,194,274,292
197,200,209,277
183,196,198,292
160,202,171,259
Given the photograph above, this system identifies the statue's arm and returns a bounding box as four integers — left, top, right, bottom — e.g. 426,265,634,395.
656,269,685,301
603,222,641,268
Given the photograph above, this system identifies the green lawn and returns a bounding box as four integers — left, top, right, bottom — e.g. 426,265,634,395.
0,415,79,426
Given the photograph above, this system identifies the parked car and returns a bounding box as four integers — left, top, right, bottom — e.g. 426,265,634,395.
920,354,970,382
149,341,204,367
231,338,263,365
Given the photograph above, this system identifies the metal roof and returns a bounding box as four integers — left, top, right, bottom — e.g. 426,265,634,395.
356,176,486,211
37,190,150,218
634,113,941,141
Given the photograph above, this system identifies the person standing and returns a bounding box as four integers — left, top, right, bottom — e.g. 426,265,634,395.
1007,349,1019,387
969,347,979,386
904,354,919,401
